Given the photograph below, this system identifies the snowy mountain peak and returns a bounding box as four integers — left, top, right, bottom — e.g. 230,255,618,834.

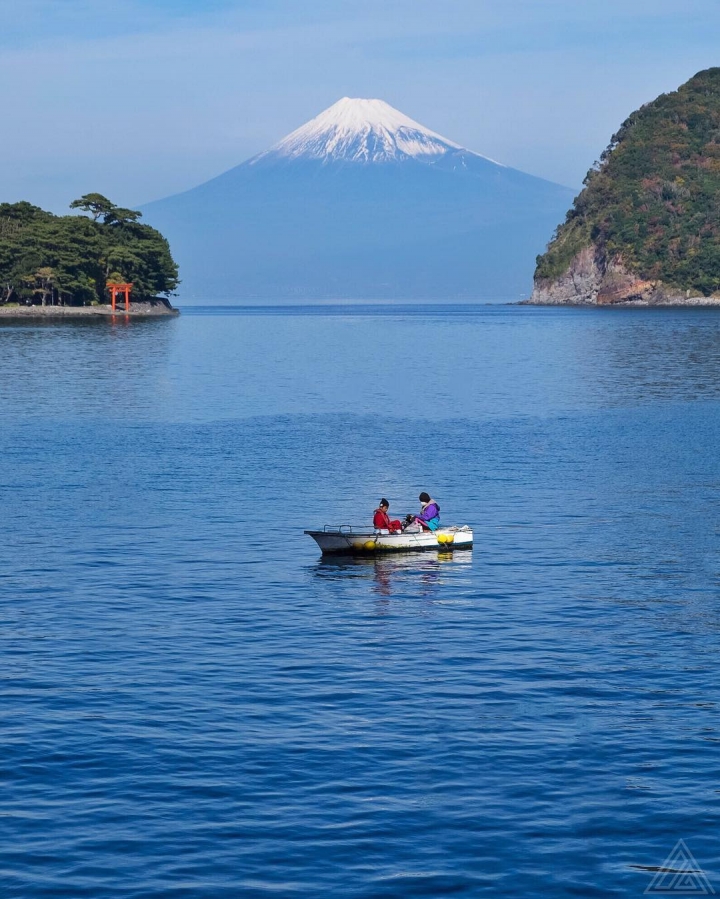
250,97,473,165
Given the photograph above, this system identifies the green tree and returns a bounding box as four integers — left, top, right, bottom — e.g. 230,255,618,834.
34,267,55,305
0,197,178,306
69,193,116,223
104,207,142,226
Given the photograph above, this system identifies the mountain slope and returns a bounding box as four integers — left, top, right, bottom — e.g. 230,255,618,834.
142,98,575,302
531,68,720,305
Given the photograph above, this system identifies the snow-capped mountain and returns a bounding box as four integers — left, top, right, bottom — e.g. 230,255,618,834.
249,97,494,166
142,98,575,301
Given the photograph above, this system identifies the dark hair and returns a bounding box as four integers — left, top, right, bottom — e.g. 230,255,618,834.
419,492,431,503
380,498,389,507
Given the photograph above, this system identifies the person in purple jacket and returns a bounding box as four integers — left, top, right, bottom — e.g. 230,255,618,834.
414,492,441,531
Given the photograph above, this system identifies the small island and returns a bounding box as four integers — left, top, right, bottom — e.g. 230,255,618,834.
0,194,179,317
528,68,720,306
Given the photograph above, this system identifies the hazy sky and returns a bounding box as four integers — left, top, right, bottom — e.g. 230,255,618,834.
3,0,719,212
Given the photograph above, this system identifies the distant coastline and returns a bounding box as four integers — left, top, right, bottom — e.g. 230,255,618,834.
521,295,720,308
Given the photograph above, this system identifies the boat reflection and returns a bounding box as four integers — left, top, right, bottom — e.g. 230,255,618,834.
315,549,473,598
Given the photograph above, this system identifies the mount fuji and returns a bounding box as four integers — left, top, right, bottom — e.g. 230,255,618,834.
142,98,576,302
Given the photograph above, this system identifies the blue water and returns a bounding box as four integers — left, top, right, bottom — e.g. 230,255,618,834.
2,305,720,897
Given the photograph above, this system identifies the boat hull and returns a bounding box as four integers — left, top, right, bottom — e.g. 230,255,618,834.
305,526,473,555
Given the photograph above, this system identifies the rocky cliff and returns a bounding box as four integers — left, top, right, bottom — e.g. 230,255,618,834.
530,247,720,306
529,68,720,306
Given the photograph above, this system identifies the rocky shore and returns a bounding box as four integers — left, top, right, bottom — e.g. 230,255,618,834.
526,247,720,307
0,301,179,318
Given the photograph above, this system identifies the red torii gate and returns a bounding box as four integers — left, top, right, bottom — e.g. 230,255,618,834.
107,281,133,312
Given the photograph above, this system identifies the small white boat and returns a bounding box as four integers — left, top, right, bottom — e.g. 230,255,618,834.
305,524,473,555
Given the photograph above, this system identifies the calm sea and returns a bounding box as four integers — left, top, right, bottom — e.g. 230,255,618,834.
2,305,720,897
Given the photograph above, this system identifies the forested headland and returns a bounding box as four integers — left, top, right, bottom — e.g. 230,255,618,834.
0,194,178,308
531,68,720,305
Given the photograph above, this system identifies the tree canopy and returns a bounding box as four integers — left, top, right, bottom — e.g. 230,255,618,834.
0,196,179,306
535,68,720,295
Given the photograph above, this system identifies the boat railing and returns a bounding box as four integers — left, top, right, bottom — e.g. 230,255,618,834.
321,524,376,535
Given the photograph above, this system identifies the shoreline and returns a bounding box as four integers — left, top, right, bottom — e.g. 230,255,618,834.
520,298,720,308
0,302,179,319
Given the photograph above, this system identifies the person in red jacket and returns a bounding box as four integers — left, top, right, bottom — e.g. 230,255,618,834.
373,498,402,533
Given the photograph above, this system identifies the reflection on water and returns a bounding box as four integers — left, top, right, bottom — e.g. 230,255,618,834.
0,317,176,419
316,550,473,598
5,306,720,421
585,309,720,404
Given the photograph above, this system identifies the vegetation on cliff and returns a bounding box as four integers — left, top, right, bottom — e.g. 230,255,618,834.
0,194,178,306
535,68,720,295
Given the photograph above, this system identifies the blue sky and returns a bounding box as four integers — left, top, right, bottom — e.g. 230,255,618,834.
2,0,720,211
